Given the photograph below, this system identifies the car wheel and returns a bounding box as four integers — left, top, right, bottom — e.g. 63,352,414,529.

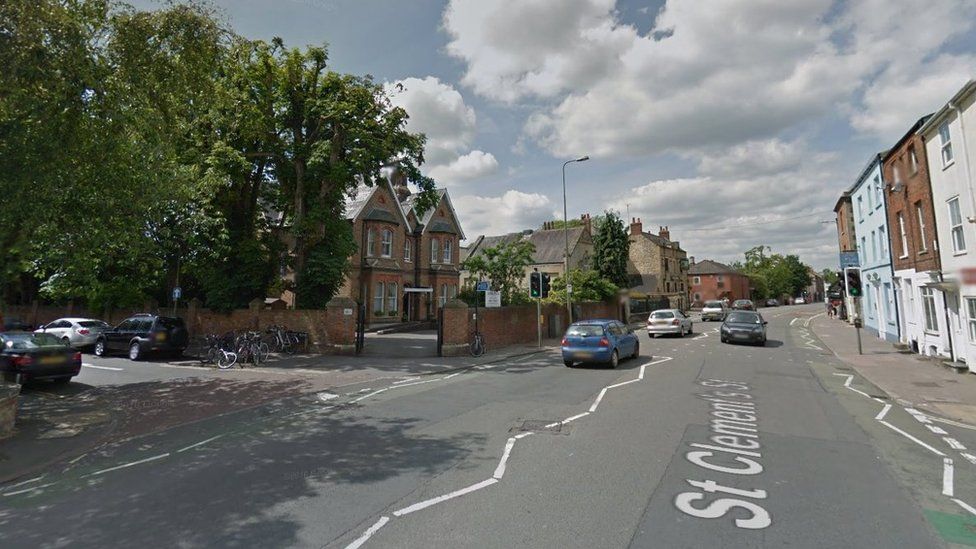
632,342,640,359
129,342,142,361
94,339,107,357
564,360,574,368
61,336,71,347
609,350,619,369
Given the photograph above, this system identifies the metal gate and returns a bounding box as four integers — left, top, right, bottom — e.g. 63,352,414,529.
355,303,366,355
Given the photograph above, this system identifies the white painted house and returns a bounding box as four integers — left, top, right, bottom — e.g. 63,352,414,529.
919,80,976,370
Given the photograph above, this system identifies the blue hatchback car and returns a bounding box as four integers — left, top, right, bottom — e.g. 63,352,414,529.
561,320,640,368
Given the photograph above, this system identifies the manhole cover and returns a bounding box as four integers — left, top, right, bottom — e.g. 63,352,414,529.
516,420,562,434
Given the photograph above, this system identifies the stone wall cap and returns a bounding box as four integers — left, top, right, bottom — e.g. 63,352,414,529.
326,296,358,308
444,298,469,309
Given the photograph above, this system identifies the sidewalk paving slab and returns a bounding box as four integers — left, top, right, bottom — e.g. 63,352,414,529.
809,314,976,426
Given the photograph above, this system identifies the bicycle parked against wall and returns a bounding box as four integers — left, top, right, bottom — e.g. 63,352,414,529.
266,325,309,355
199,332,238,369
470,329,486,357
236,331,269,365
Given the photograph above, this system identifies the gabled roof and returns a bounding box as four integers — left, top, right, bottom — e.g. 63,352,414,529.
527,226,588,264
688,259,740,275
464,233,525,261
344,178,413,231
401,189,466,241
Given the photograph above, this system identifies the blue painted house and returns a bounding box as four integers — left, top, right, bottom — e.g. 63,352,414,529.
850,153,900,342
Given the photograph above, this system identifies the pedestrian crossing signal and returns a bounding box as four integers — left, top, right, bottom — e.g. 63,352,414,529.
845,268,862,297
530,272,541,298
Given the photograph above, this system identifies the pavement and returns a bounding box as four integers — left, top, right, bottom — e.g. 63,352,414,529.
809,311,976,426
1,304,975,548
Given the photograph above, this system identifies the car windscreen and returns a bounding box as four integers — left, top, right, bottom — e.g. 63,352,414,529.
566,325,605,337
704,301,723,308
726,312,761,324
79,320,109,328
650,311,675,319
2,332,66,350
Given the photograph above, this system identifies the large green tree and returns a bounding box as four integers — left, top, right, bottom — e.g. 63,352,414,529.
461,240,536,306
591,210,630,287
545,269,618,305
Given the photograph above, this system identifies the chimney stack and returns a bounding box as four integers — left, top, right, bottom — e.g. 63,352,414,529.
580,213,592,234
659,225,670,241
690,256,695,265
630,217,643,236
391,170,411,203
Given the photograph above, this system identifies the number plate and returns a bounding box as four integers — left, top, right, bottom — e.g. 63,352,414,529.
155,333,167,342
40,355,66,365
575,351,592,359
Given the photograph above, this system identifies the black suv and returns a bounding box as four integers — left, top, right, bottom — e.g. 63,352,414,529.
94,314,188,360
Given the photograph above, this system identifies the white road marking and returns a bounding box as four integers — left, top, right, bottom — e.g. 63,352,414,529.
832,373,872,399
562,412,590,425
83,363,123,371
875,404,892,421
925,425,949,435
493,438,517,479
392,479,498,517
2,482,57,497
68,453,88,464
879,421,946,457
589,388,609,412
943,458,955,497
944,438,966,451
962,453,976,465
177,435,224,453
2,476,44,490
316,392,339,402
930,415,976,431
345,516,390,549
790,318,799,326
82,453,170,477
953,498,976,517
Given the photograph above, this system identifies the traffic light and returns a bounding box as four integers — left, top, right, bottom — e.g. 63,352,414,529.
530,271,541,298
541,273,551,298
845,268,862,297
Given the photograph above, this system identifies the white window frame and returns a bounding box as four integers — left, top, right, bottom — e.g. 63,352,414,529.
884,283,894,324
366,229,375,257
857,196,864,219
860,237,867,263
380,229,393,258
404,239,411,262
874,176,883,209
939,122,954,167
373,282,385,314
967,297,976,343
898,213,908,258
948,196,966,254
387,283,398,314
879,225,888,259
692,276,701,285
431,239,439,264
922,287,939,333
439,284,448,307
905,279,915,321
443,239,452,263
916,202,928,252
871,230,877,261
909,146,918,175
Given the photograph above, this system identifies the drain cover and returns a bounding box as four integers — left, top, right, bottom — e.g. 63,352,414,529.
517,420,562,434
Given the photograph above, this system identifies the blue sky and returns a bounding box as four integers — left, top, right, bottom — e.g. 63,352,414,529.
130,0,976,270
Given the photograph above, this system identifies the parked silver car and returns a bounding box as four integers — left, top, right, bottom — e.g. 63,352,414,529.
35,318,110,349
647,309,693,337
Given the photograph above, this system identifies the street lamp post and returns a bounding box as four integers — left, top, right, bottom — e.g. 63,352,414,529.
562,155,589,327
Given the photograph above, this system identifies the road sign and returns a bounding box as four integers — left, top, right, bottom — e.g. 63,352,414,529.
172,287,182,300
476,281,490,292
485,290,501,308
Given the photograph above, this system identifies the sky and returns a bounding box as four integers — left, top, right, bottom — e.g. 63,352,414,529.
130,0,976,270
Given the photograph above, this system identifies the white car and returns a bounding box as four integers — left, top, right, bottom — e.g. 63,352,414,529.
647,309,693,337
794,297,807,304
35,318,110,349
700,300,728,321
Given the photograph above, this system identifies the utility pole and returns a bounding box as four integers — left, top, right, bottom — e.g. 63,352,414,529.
562,156,589,328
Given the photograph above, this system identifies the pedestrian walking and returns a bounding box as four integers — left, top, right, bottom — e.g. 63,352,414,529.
827,302,836,319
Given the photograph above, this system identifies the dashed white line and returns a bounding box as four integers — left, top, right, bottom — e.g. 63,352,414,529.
562,412,590,425
944,438,966,451
875,404,892,421
82,453,171,477
177,434,224,453
392,479,498,517
82,363,123,371
943,458,954,497
2,476,44,490
2,482,57,497
346,516,390,549
879,421,946,457
925,425,949,435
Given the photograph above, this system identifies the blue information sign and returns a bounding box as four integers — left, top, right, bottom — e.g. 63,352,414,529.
172,287,182,300
476,281,490,292
839,251,860,269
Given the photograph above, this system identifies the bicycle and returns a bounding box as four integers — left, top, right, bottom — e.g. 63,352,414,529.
235,331,268,366
470,330,486,357
201,332,238,370
266,324,295,355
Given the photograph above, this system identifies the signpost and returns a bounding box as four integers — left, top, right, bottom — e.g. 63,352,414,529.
171,286,181,316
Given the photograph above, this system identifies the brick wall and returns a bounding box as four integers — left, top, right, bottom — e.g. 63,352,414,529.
883,131,941,273
689,273,751,304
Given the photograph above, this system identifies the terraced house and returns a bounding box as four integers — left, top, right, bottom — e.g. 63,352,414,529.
339,172,464,325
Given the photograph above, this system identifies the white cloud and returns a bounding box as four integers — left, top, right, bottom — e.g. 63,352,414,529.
444,0,976,157
384,76,498,185
453,189,551,239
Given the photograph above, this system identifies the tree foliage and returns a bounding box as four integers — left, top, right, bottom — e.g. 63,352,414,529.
0,0,436,311
591,210,630,287
545,269,618,305
735,246,812,300
461,240,536,306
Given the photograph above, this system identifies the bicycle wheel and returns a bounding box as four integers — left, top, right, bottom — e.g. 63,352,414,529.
204,346,218,365
217,351,237,369
257,342,270,363
470,334,486,357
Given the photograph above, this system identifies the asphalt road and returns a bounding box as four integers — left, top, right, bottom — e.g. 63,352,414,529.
2,304,975,548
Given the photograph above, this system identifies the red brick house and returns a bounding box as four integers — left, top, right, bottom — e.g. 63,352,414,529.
687,259,751,305
338,173,464,324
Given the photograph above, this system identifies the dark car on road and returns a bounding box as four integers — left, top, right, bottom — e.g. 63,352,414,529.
720,311,768,346
561,320,639,368
1,332,82,384
732,299,755,311
94,314,188,361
